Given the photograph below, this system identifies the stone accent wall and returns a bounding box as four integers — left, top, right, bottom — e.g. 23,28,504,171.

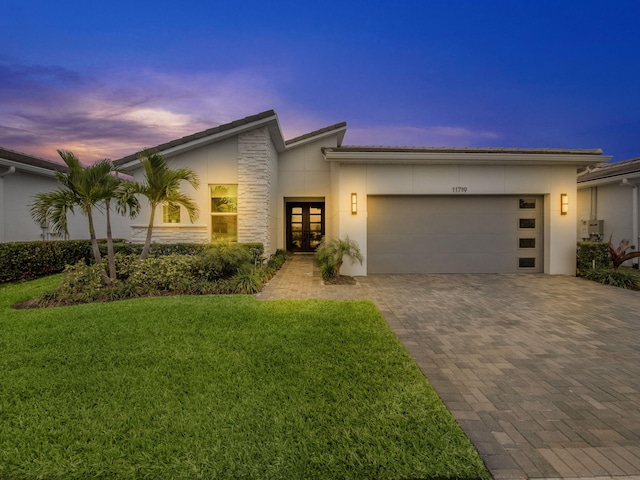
238,127,272,253
130,225,209,244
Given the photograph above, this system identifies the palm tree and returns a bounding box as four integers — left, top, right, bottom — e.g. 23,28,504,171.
103,175,140,279
30,150,139,284
133,149,200,260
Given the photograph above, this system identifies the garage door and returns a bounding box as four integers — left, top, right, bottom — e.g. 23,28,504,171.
367,195,543,273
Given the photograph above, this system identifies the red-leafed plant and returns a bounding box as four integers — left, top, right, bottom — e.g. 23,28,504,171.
608,236,640,269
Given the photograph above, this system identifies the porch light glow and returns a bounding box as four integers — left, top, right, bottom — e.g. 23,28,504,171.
351,193,357,214
560,193,568,215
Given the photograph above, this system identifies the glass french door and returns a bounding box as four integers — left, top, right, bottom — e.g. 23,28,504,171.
286,202,325,252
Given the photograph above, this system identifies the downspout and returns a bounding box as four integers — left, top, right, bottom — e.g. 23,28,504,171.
621,178,639,267
632,184,639,268
0,166,14,243
0,166,16,178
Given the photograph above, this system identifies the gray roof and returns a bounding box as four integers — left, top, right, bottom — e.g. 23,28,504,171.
324,146,604,155
285,122,347,146
578,157,640,183
114,111,348,167
0,147,68,173
114,110,278,166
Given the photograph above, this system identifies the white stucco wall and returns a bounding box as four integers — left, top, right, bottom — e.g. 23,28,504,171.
334,162,580,276
277,137,338,249
1,169,131,243
577,184,636,244
129,138,237,244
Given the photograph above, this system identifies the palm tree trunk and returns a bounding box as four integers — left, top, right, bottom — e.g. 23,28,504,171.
87,210,111,285
140,204,156,260
105,199,116,280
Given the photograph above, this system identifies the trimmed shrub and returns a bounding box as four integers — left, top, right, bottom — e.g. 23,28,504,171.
582,267,640,289
0,240,93,283
35,244,276,306
196,243,254,281
267,249,291,270
577,241,611,274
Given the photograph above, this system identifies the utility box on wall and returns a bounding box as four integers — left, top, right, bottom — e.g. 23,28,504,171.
588,220,604,241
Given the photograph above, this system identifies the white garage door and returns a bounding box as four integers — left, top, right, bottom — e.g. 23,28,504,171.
367,195,543,273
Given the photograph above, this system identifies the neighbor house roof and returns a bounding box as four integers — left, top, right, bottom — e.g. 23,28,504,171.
578,157,640,185
323,146,608,166
0,147,67,177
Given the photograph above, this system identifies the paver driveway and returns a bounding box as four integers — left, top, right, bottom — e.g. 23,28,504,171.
258,255,640,480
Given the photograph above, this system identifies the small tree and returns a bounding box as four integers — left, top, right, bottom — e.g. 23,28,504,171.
31,151,137,285
608,236,640,269
315,236,364,279
132,149,200,260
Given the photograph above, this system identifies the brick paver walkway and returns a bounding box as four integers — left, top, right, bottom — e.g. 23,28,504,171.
258,254,640,480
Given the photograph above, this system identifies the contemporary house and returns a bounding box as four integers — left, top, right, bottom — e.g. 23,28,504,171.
0,147,129,243
577,158,640,265
115,110,608,276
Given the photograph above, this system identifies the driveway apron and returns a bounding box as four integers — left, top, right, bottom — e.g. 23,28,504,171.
258,255,640,480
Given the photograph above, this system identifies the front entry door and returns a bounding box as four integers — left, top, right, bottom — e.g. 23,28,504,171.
286,202,325,252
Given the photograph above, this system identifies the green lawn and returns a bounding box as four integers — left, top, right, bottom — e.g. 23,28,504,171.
0,277,490,479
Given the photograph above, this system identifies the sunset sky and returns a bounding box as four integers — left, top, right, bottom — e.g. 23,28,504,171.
2,0,639,163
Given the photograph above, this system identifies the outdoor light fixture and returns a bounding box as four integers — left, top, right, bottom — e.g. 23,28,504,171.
351,193,358,214
560,193,568,215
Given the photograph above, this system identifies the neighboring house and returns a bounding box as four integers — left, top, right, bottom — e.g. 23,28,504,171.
577,158,640,264
115,110,608,276
0,147,130,243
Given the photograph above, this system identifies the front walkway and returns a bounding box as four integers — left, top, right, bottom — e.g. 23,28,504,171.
258,255,640,480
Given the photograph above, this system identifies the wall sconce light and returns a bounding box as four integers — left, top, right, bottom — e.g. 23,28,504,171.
351,193,357,215
560,193,568,215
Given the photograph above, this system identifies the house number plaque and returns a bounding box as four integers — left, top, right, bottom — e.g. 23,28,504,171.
452,187,468,193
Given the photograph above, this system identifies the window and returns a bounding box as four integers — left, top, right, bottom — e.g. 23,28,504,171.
519,238,536,249
519,218,536,229
162,204,180,223
519,258,536,268
519,198,537,209
210,184,238,242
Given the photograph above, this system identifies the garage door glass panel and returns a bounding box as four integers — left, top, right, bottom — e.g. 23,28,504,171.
519,198,537,209
519,218,536,229
519,258,536,268
519,238,536,248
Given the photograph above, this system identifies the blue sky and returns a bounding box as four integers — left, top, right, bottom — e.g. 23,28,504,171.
1,0,639,163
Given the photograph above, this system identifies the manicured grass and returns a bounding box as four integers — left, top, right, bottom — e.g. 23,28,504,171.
0,278,490,479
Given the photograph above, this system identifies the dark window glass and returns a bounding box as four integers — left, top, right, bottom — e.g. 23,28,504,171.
519,258,536,268
519,198,536,209
519,218,536,229
519,238,536,248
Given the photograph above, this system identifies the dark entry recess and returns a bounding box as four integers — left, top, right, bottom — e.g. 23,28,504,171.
286,202,325,252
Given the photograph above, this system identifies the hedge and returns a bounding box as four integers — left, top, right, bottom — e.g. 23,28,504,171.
0,240,94,283
0,240,266,284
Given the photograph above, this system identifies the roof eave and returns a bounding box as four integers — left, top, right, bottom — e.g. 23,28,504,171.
578,171,640,188
0,158,62,177
322,150,610,166
285,124,347,150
